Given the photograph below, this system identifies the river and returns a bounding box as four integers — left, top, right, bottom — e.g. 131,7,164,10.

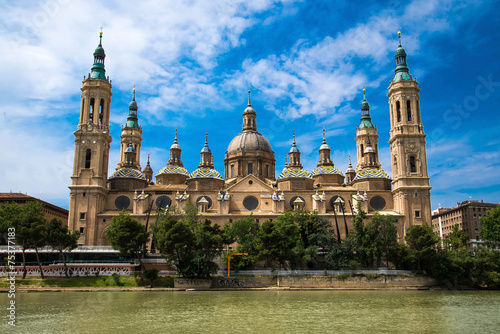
1,290,499,333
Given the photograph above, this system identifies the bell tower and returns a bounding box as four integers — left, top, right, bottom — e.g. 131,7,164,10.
355,89,381,172
388,31,431,228
68,30,113,245
117,88,142,170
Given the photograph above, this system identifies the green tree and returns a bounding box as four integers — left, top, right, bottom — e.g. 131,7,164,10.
154,205,229,278
225,216,260,272
471,246,500,288
350,203,373,268
0,202,22,245
257,215,300,269
46,218,80,278
105,211,150,271
444,224,469,251
365,213,398,267
405,223,439,272
479,206,500,247
325,235,357,270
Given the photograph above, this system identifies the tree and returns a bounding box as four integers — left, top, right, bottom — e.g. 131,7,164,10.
0,202,21,245
225,216,260,272
350,203,373,268
46,218,80,278
105,211,150,271
154,205,229,278
405,223,439,272
257,215,300,269
444,224,469,251
479,206,500,247
365,213,398,267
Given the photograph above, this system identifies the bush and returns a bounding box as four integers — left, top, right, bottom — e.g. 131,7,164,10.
143,268,159,283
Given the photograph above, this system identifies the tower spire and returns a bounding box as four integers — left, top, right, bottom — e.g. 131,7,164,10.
199,131,213,168
359,88,374,129
393,30,411,81
248,87,252,107
90,29,107,80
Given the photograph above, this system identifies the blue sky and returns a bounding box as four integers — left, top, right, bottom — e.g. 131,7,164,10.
1,0,499,211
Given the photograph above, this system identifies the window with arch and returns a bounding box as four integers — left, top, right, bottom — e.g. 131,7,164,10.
99,99,104,124
248,163,253,174
396,101,401,122
231,165,235,178
416,101,421,124
80,99,85,123
89,98,95,122
360,144,364,156
85,149,91,168
407,100,412,122
409,156,416,173
266,165,269,178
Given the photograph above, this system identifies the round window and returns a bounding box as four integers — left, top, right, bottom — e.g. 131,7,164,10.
243,196,259,211
329,196,345,210
156,196,172,209
370,196,386,211
115,196,130,210
196,196,212,209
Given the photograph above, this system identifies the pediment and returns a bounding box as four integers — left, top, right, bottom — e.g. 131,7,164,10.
225,174,275,193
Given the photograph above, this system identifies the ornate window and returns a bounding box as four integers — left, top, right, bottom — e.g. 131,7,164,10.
248,163,253,174
409,156,416,173
407,100,412,122
85,149,91,168
89,98,95,122
396,101,401,122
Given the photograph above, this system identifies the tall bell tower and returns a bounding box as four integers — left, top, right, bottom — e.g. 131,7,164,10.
388,31,431,228
68,30,113,245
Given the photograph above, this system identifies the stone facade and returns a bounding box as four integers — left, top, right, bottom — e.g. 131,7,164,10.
68,32,432,247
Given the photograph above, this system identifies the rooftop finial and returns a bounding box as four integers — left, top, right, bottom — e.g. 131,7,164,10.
205,131,208,145
349,154,352,165
293,131,296,145
174,128,178,144
398,29,402,47
322,127,326,144
147,153,150,164
248,86,252,107
99,27,103,46
133,86,136,101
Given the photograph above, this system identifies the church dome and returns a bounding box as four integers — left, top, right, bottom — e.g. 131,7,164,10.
156,165,190,176
189,168,223,179
227,131,273,154
311,166,343,176
109,168,146,180
278,168,313,180
353,168,391,181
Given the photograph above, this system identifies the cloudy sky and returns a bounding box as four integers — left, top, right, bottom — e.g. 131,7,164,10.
1,0,499,211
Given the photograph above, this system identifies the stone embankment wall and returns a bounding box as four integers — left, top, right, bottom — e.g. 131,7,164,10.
174,276,439,290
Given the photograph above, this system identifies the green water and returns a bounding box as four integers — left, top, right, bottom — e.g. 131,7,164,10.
1,290,499,333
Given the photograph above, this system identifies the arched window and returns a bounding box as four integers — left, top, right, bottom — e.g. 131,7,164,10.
409,156,416,173
407,100,412,122
89,98,95,122
416,101,421,124
80,99,85,123
360,144,364,156
396,101,401,122
99,99,104,124
85,149,91,168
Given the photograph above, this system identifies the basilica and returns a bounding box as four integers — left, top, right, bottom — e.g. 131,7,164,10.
68,31,431,246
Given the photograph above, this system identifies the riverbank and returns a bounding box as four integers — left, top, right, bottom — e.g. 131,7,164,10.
0,274,444,292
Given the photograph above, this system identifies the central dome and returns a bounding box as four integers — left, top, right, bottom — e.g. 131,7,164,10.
227,131,273,154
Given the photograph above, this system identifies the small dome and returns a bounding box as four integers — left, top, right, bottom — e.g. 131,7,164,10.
227,131,273,154
243,106,256,114
346,165,355,174
278,168,312,180
143,164,153,172
364,145,376,154
289,146,300,153
129,100,138,111
156,165,190,176
353,168,391,181
311,166,343,176
189,168,223,180
109,168,146,180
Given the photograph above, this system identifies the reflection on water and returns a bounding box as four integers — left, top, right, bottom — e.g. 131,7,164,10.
1,290,499,333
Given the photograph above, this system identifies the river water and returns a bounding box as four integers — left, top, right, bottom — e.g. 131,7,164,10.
1,290,499,333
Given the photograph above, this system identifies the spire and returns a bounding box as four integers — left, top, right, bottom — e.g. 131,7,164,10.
248,87,252,107
199,132,213,168
358,88,374,129
201,131,211,153
317,127,333,167
289,131,300,153
168,129,183,167
125,87,140,128
90,29,107,81
170,128,181,150
322,127,326,144
393,30,411,82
